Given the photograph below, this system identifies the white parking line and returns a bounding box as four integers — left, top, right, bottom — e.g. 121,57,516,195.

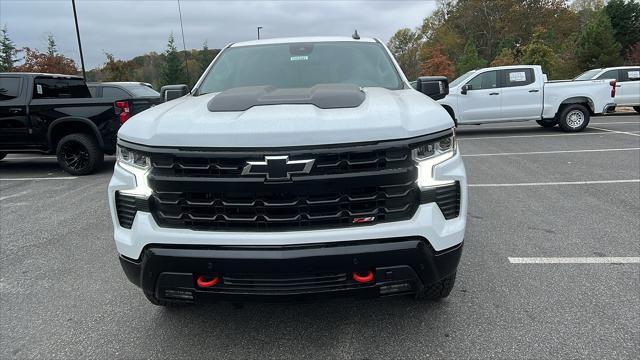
3,156,56,161
469,179,640,187
509,257,640,264
0,177,77,181
460,121,639,130
459,130,640,140
0,190,30,201
463,147,640,157
589,126,640,137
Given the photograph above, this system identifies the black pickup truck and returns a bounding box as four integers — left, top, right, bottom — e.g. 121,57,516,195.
0,73,138,175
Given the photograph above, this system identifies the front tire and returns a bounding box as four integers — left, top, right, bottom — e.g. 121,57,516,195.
557,104,590,132
536,119,557,128
56,133,104,175
416,272,457,300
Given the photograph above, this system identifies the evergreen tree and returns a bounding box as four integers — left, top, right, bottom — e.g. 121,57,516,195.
0,26,18,71
575,11,624,69
604,0,640,55
160,33,186,87
456,40,487,74
520,29,559,77
46,34,57,57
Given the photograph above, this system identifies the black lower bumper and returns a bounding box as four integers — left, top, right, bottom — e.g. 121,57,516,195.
119,237,462,303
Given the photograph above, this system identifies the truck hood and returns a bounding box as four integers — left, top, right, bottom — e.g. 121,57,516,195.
118,87,454,148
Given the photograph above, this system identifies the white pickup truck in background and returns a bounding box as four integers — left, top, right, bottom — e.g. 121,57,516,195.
574,66,640,112
438,65,616,132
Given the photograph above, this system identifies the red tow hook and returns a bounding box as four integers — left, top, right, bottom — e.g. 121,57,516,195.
352,270,375,283
196,275,220,288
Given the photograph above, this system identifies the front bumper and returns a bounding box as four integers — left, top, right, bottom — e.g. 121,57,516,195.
120,237,463,303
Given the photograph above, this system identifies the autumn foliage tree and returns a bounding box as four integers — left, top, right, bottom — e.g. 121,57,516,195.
419,45,455,79
14,35,77,74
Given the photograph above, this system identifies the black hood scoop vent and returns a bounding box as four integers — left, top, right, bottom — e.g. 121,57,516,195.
207,84,365,112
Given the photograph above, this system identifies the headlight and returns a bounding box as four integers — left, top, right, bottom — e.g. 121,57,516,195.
116,145,150,170
413,132,457,188
116,145,152,197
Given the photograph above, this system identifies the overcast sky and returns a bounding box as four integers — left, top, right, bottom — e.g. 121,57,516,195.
0,0,436,69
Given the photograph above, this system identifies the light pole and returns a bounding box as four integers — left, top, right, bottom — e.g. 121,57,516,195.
257,26,262,40
71,0,86,79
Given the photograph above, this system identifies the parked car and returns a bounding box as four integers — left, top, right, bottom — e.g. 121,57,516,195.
0,73,138,174
574,66,640,112
437,65,616,131
87,82,162,115
108,36,466,306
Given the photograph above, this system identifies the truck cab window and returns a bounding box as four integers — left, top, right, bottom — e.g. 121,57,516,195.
596,70,618,81
0,77,22,101
102,87,130,100
466,71,497,90
502,69,534,87
32,77,91,99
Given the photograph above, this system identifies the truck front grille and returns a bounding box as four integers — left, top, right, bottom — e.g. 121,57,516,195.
145,138,426,232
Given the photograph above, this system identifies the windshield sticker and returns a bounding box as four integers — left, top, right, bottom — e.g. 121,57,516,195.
290,55,309,61
509,71,527,82
36,84,43,94
628,70,640,80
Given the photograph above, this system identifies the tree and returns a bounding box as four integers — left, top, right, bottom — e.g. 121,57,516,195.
387,28,421,80
103,53,137,81
160,33,187,87
14,35,78,75
604,0,640,55
490,48,518,67
456,40,487,74
0,26,18,71
575,11,624,69
419,45,455,79
46,34,57,57
625,42,640,64
520,29,559,77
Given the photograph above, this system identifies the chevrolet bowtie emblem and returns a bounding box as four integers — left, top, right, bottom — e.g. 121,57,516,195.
241,156,315,180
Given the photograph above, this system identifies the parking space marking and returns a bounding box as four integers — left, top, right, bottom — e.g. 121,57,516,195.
589,126,640,137
462,147,640,157
509,257,640,264
0,190,30,201
459,121,639,130
0,176,77,181
2,156,56,161
459,130,640,140
469,179,640,187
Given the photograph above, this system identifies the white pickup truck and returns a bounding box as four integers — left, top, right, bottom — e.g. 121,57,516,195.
438,65,616,132
574,66,640,112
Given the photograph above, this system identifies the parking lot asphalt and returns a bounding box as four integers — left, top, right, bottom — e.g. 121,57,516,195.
1,114,639,359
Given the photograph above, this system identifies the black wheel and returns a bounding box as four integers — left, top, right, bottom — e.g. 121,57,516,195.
143,290,187,307
0,152,6,160
416,272,457,300
536,119,557,128
56,133,104,175
557,104,590,132
633,106,640,114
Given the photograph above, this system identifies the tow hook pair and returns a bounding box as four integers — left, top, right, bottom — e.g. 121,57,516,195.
196,270,375,288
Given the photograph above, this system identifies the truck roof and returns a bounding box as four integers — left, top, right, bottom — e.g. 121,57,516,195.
0,72,83,79
230,36,378,48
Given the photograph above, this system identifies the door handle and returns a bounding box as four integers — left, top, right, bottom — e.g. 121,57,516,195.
489,92,499,95
529,89,540,93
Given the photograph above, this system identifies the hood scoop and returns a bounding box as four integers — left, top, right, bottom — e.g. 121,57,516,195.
207,84,365,112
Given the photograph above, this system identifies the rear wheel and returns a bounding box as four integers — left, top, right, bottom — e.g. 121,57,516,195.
56,133,104,175
557,104,590,132
633,106,640,114
0,152,6,160
416,272,457,300
536,119,557,128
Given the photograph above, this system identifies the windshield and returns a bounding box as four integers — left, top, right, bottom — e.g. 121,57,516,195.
197,41,403,95
574,69,601,81
124,85,160,97
449,70,476,88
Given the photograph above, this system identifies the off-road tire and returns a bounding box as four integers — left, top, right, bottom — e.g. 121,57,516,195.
536,119,557,128
56,133,104,175
557,104,590,132
416,272,457,300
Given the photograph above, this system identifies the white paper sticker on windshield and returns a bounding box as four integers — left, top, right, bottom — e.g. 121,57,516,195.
627,70,640,80
290,55,308,61
36,84,43,94
509,71,527,82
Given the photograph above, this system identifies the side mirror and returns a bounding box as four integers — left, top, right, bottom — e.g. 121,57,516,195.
416,76,449,100
160,84,189,102
461,84,472,95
